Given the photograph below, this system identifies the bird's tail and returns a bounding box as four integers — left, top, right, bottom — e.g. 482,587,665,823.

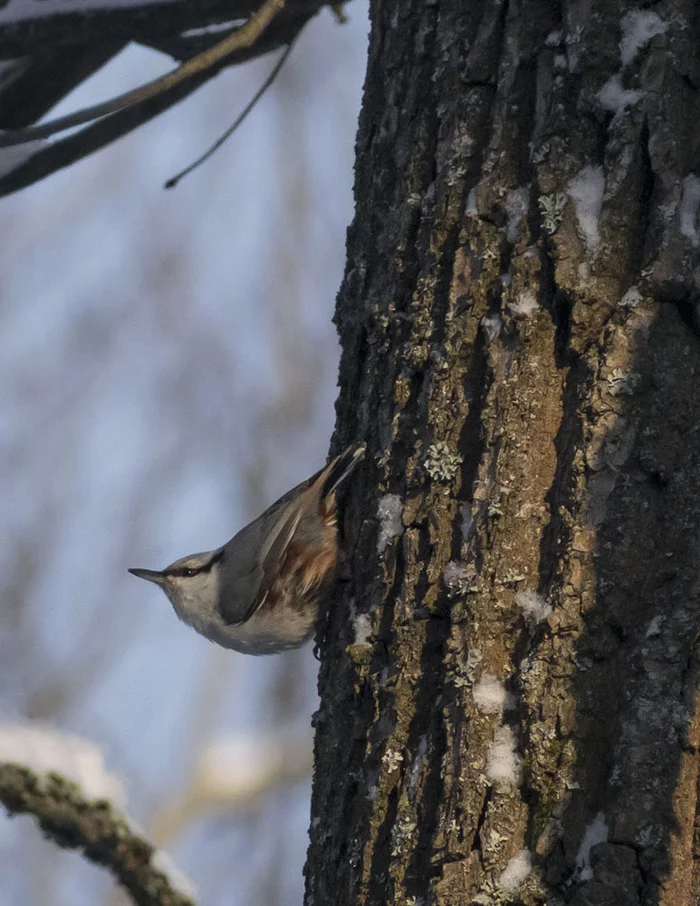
321,443,366,498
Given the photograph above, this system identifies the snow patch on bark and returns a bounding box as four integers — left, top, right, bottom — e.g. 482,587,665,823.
376,494,403,552
486,725,522,787
679,175,700,247
481,314,502,342
505,186,529,243
575,812,608,881
568,166,605,252
353,613,373,645
499,849,532,893
620,286,642,307
516,589,551,623
509,290,538,318
473,674,514,715
597,75,641,112
620,10,667,67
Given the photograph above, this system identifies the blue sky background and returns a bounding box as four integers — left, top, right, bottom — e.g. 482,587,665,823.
0,8,369,904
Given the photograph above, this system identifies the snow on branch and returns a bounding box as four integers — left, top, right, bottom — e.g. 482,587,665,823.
0,762,197,906
0,720,196,906
0,722,125,804
0,0,274,54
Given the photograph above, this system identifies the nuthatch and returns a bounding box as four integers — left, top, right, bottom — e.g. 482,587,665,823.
128,444,365,655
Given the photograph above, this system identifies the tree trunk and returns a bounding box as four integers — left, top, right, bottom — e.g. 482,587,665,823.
306,1,700,905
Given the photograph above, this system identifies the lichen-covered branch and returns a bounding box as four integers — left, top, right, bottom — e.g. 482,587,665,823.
0,763,196,906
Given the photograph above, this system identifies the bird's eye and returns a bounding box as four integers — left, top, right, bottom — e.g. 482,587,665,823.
184,568,197,577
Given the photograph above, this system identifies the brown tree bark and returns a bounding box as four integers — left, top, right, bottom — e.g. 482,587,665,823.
307,1,700,905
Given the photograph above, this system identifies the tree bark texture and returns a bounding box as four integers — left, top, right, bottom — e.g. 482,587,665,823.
307,2,700,905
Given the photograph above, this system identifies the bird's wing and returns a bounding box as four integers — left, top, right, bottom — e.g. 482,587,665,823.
218,444,364,626
252,498,305,609
219,497,305,625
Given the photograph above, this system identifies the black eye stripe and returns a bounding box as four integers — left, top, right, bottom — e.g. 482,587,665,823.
167,548,225,579
167,566,199,578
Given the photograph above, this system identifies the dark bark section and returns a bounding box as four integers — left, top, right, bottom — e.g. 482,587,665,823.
0,763,195,906
307,1,700,905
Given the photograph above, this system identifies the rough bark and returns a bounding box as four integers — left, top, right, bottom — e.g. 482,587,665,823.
307,1,700,905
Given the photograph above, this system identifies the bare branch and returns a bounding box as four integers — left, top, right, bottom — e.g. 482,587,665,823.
0,17,308,199
0,762,197,906
165,38,295,189
0,0,285,147
0,0,326,57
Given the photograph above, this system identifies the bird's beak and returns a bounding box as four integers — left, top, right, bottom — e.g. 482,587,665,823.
128,568,167,586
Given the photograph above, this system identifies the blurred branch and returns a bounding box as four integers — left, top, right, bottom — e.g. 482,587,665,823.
0,763,196,906
0,0,326,57
0,45,126,129
0,19,302,199
151,732,312,845
0,0,286,147
0,11,317,196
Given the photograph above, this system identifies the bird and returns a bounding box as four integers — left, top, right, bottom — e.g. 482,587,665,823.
128,443,365,655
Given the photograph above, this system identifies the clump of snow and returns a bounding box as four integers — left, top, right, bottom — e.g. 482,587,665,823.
182,19,242,37
486,725,522,787
620,10,668,68
466,188,478,215
481,314,502,341
408,736,427,792
499,849,532,893
597,75,641,113
645,614,664,638
620,286,641,307
461,502,474,540
473,674,514,714
0,722,125,805
516,589,551,623
354,612,373,645
679,175,700,248
505,186,529,243
575,812,608,881
443,561,474,596
151,848,198,899
377,494,403,553
509,290,538,318
568,166,605,252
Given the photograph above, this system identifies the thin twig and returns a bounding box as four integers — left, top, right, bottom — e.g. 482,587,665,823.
0,0,285,148
165,39,295,189
0,763,197,906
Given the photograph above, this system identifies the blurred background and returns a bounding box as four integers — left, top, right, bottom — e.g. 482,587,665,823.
0,6,368,903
